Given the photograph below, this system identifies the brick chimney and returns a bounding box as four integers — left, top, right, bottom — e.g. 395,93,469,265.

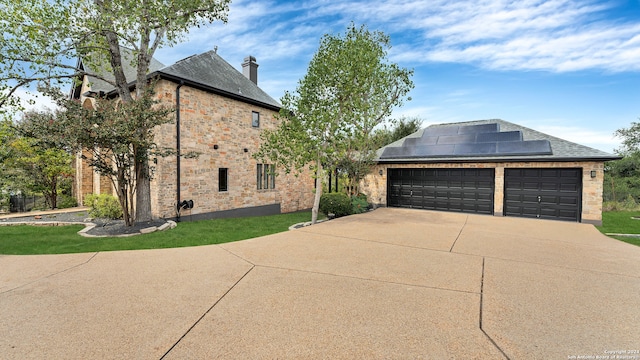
242,56,258,85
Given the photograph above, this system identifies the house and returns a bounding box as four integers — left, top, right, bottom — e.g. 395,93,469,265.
359,119,620,225
71,49,315,220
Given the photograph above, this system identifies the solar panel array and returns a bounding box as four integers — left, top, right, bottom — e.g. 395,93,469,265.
380,123,552,159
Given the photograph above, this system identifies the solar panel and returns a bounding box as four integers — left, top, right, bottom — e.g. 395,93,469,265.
476,131,522,143
379,123,554,159
497,140,552,155
436,134,477,145
423,126,460,136
457,123,499,134
402,138,421,147
453,143,497,155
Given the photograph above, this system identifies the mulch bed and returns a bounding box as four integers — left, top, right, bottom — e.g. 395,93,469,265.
0,210,170,237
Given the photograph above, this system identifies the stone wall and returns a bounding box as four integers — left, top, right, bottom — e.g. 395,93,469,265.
151,80,314,219
360,161,605,225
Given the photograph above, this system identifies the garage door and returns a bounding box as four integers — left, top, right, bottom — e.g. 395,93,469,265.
387,168,495,215
504,168,582,222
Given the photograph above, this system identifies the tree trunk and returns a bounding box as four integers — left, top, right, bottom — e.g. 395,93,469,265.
135,156,153,222
51,178,57,209
311,159,323,224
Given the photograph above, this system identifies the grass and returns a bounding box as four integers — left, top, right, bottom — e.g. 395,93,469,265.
596,211,640,247
0,211,316,255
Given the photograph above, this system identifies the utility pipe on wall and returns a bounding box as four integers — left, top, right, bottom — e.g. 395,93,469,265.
176,81,184,220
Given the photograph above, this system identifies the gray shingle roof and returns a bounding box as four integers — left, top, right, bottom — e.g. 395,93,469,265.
83,49,280,111
377,119,620,163
83,47,166,93
154,51,281,110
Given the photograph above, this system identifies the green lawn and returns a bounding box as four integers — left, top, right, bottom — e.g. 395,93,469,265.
596,211,640,247
0,211,316,255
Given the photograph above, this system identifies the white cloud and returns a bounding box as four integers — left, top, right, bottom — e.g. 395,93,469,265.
411,2,634,72
14,88,58,113
159,0,640,75
299,0,640,73
529,124,620,153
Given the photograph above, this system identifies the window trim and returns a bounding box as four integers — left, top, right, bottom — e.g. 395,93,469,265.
252,111,260,128
256,164,263,189
257,163,275,190
219,168,228,192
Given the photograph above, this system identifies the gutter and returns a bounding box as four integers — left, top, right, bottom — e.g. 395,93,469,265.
103,72,281,112
375,156,622,164
152,72,281,112
176,80,184,221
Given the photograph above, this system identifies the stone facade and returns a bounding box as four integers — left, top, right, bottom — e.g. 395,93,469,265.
73,81,314,219
360,161,605,225
150,80,314,219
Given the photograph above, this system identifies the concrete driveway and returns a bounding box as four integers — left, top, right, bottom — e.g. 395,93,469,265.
1,208,639,359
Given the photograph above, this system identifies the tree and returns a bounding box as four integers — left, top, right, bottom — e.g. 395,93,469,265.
54,91,172,225
254,24,413,224
603,153,640,204
1,0,230,223
605,120,640,205
0,119,21,194
615,120,640,156
371,116,423,147
0,113,74,210
7,139,73,210
339,116,423,196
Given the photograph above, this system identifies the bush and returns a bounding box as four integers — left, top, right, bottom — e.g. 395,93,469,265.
351,194,369,214
603,201,621,212
83,193,123,219
57,194,78,209
603,198,640,212
622,194,638,210
319,192,352,218
0,193,9,213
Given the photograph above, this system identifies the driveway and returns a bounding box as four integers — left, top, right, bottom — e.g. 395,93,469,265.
1,208,638,359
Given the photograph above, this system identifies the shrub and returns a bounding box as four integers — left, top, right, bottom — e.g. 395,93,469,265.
57,194,78,209
319,192,352,218
351,194,369,214
0,193,9,213
622,194,638,210
603,201,621,212
83,193,123,219
602,198,640,212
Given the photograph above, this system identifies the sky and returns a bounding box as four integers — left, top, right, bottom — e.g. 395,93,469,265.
24,0,640,153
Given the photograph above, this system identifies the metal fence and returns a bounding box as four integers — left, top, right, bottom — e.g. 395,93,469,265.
6,195,45,213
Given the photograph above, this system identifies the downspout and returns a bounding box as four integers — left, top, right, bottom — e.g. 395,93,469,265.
176,80,184,221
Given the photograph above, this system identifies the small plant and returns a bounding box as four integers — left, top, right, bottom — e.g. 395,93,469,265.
603,197,640,212
319,192,352,218
57,194,78,209
622,194,638,210
83,193,123,219
351,193,369,214
0,193,9,213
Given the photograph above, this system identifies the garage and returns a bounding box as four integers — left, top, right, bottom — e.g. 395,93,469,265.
504,168,582,221
387,168,494,215
361,119,620,225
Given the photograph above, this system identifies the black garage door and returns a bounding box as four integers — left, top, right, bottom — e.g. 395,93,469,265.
504,168,582,222
387,168,495,215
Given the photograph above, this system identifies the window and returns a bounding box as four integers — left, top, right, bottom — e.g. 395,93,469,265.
257,164,262,189
219,168,228,192
252,111,260,128
257,164,275,190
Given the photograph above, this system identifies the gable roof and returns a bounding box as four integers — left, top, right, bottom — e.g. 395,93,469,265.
152,51,281,111
377,119,620,163
80,47,166,95
79,49,280,111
